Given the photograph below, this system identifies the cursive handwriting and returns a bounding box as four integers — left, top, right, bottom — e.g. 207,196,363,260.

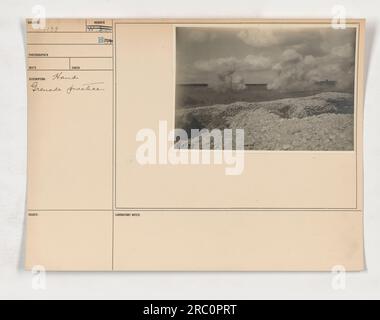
52,72,79,81
31,82,62,92
66,82,105,94
31,81,105,94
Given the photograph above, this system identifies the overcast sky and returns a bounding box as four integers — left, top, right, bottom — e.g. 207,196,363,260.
176,26,357,92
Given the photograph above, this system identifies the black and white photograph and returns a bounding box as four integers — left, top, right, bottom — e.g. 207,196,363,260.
175,25,357,151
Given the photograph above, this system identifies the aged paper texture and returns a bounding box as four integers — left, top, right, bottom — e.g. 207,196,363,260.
25,19,365,271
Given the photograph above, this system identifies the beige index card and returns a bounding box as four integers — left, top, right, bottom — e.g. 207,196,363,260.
25,19,365,271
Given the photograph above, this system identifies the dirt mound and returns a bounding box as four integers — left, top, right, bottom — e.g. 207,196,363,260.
175,92,354,151
229,110,353,151
263,92,354,119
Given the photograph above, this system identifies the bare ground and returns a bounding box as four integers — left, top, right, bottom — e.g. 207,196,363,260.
175,92,354,151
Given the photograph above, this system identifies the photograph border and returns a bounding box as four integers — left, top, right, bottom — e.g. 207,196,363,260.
114,19,365,211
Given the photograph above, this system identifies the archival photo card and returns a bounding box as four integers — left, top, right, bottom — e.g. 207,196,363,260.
175,25,358,151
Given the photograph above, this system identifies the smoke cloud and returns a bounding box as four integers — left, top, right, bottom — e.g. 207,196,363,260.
267,44,355,92
179,27,357,93
194,55,271,92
